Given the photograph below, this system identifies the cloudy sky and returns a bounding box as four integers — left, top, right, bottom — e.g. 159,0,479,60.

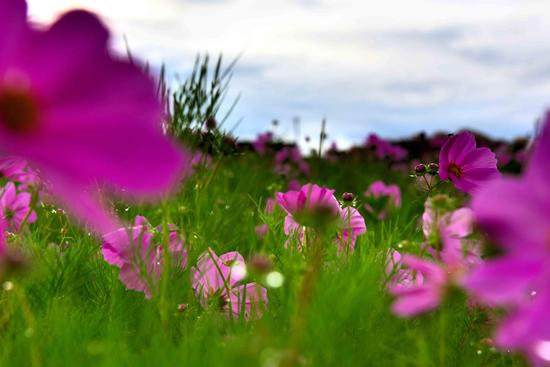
28,0,550,148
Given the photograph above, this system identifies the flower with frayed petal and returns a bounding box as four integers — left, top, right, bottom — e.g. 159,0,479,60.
0,182,36,231
102,216,187,298
191,248,268,320
439,132,499,193
0,0,189,234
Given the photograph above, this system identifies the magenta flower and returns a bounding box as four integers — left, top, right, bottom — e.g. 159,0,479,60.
388,253,446,317
364,181,401,220
276,183,366,251
495,145,512,167
337,206,367,252
463,115,550,365
422,200,474,240
0,0,188,234
439,132,499,193
252,132,273,155
274,147,310,178
366,134,408,161
389,222,480,317
102,216,187,298
191,248,268,320
0,182,36,232
276,183,341,234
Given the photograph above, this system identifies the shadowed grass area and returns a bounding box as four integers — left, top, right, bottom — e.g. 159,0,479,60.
0,154,525,367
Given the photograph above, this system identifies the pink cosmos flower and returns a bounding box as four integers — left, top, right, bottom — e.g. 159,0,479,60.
0,0,188,234
102,216,187,298
389,223,480,317
439,132,499,193
0,182,36,232
337,206,367,252
422,200,474,240
276,183,366,251
495,146,512,167
366,134,408,161
388,253,446,317
364,181,401,220
191,248,268,320
276,183,341,235
274,146,310,178
252,132,273,155
0,157,25,181
463,113,550,365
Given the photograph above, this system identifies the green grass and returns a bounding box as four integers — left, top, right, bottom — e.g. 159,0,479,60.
0,153,525,367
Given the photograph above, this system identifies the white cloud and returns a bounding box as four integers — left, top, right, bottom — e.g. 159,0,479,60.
27,0,550,145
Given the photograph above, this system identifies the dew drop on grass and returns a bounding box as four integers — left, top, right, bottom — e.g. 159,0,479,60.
2,281,13,291
265,271,284,288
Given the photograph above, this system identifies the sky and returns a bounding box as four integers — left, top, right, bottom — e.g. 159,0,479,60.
28,0,550,149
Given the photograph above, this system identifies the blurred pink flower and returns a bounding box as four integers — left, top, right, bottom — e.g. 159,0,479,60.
463,113,550,365
274,147,310,178
366,134,408,161
252,132,273,155
495,145,512,167
422,201,474,240
101,216,187,298
439,132,499,193
276,183,366,251
277,183,341,234
364,181,401,220
191,248,268,320
389,222,480,317
0,0,188,234
255,223,268,239
0,182,36,231
337,206,367,252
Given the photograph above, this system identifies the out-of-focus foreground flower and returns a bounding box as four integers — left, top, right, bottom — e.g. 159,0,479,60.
0,0,189,233
465,112,550,366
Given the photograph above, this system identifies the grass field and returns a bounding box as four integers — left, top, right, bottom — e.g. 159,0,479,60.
0,153,524,367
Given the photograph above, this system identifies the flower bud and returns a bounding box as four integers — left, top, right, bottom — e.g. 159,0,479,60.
427,163,439,175
414,163,426,174
341,192,355,202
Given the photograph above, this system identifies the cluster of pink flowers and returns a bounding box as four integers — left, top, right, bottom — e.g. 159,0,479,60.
366,134,408,161
363,181,401,220
276,183,366,252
